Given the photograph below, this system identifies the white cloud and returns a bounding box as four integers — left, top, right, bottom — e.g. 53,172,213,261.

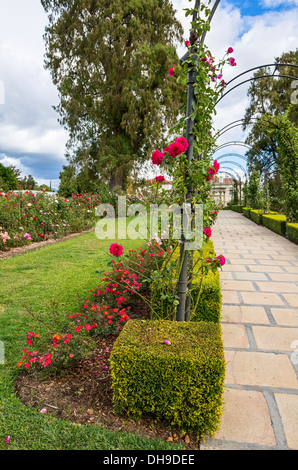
260,0,298,7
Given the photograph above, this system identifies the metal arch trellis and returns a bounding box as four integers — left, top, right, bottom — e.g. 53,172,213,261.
176,0,222,322
215,63,298,106
216,152,248,162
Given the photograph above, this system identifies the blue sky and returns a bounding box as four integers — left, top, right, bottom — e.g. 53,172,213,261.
0,0,297,188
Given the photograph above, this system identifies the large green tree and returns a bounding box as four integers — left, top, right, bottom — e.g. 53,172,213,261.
41,0,184,190
242,50,298,171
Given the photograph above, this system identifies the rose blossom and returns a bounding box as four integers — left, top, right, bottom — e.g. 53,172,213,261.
227,47,234,53
216,254,226,266
151,149,164,166
204,227,212,238
164,141,184,158
168,65,175,76
175,136,189,152
155,175,165,183
109,243,123,257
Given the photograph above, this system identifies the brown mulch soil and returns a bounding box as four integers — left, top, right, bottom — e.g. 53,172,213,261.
15,294,201,450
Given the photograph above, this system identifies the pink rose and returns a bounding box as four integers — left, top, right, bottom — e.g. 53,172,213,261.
168,65,175,76
213,160,220,173
151,149,164,166
204,227,212,238
216,254,226,266
109,243,123,257
185,40,190,46
227,47,234,53
230,57,236,66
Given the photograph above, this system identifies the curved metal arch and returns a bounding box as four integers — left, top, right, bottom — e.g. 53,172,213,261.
225,63,298,88
217,170,239,181
219,160,248,175
216,73,298,106
213,141,253,153
219,165,242,180
216,152,249,162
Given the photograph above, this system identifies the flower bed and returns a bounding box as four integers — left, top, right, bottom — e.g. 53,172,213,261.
0,191,102,251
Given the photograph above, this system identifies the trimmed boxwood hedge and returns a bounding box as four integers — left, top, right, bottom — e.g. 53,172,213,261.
250,209,264,225
262,213,287,236
286,223,298,244
110,320,226,439
231,205,244,213
192,241,221,324
242,207,251,218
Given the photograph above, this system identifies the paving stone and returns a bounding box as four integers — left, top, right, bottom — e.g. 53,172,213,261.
224,350,298,389
221,280,255,291
252,325,298,351
270,308,298,327
212,388,276,447
256,282,298,293
222,291,241,304
282,294,298,307
274,394,298,450
240,291,285,306
221,305,269,324
221,324,250,349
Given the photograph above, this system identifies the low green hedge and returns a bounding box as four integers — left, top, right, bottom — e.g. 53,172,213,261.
192,241,221,324
242,207,251,218
250,209,264,225
231,205,244,213
110,320,225,439
286,223,298,244
262,213,287,236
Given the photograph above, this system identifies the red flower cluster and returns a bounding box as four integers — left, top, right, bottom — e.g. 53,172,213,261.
155,175,165,183
204,226,212,238
151,136,188,166
206,160,220,181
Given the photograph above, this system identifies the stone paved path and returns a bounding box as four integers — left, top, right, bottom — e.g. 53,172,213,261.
201,210,298,450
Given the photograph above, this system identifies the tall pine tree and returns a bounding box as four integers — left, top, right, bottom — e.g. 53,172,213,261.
41,0,184,190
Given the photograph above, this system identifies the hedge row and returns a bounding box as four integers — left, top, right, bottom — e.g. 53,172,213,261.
236,207,298,245
231,205,244,213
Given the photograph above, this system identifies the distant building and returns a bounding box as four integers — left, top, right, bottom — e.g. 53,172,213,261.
211,176,234,206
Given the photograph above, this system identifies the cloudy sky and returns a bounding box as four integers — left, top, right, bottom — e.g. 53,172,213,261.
0,0,297,189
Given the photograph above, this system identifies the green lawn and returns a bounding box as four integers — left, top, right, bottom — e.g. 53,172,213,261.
0,226,183,450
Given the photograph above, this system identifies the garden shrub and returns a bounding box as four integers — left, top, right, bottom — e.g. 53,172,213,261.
231,205,243,213
262,213,287,236
242,207,251,218
250,209,264,225
110,319,226,439
191,241,221,323
151,241,222,323
287,223,298,244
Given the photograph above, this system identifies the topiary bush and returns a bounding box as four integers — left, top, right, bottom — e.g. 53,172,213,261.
262,213,287,236
286,223,298,244
110,319,226,440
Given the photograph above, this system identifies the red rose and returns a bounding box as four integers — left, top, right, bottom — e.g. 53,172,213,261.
109,243,123,257
204,227,212,238
155,175,165,183
151,149,164,166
